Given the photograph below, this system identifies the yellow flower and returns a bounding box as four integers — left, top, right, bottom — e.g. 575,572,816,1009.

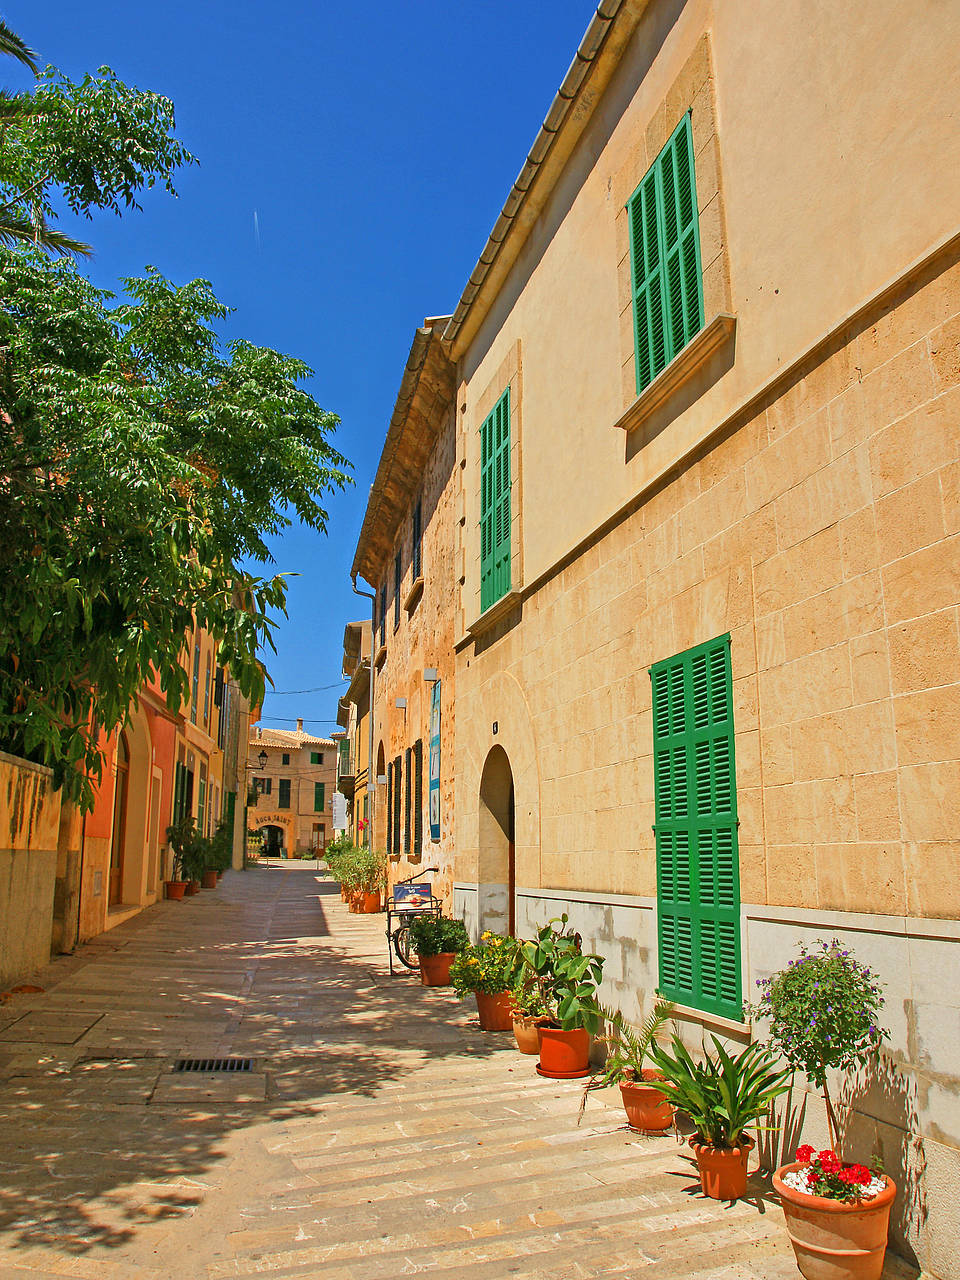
481,931,491,940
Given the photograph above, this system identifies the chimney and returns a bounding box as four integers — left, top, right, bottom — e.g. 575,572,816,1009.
296,717,303,732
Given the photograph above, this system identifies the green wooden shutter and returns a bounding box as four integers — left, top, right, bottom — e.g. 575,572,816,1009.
413,739,423,858
628,112,704,395
404,746,412,855
650,634,741,1021
314,782,324,812
393,755,402,855
386,760,393,856
480,389,510,612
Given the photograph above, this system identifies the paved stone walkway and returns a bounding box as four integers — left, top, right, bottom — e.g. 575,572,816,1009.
0,865,919,1279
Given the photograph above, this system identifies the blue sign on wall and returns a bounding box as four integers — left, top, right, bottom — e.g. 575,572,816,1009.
429,679,441,842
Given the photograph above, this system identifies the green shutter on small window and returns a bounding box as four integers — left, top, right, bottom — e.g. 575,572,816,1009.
480,389,510,612
413,739,423,857
386,760,393,857
628,112,704,395
651,634,741,1021
314,782,324,812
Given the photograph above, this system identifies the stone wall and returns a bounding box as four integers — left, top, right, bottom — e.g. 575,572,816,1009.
372,402,460,907
452,244,960,1276
0,752,61,987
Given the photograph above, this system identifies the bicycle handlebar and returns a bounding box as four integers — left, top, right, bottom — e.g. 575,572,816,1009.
395,865,439,885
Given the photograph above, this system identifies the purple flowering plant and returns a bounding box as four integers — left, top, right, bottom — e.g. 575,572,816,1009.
745,939,887,1152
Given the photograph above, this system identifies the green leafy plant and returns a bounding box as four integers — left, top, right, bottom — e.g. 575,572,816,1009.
0,21,352,808
166,817,207,883
746,939,887,1152
207,821,233,873
578,998,675,1121
409,914,468,959
648,1033,792,1149
517,915,605,1034
510,971,552,1020
450,932,520,995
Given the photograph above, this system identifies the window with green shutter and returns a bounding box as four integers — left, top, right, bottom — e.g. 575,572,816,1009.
413,739,423,858
480,388,511,613
650,634,741,1021
627,112,705,396
314,782,324,812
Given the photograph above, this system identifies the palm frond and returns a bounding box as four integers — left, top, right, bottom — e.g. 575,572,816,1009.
0,20,38,75
0,211,92,257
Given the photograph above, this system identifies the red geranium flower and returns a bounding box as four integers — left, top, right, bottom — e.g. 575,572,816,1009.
796,1145,815,1163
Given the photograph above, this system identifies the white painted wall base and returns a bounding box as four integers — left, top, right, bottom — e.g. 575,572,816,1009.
453,879,960,1277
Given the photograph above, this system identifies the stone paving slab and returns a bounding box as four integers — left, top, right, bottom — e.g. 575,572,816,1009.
0,865,923,1279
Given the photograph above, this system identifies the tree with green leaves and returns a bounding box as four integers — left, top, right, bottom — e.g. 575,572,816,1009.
0,26,351,808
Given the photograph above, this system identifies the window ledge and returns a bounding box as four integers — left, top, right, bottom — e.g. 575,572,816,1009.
615,313,737,437
403,575,424,614
457,589,523,649
374,643,387,669
668,1000,751,1038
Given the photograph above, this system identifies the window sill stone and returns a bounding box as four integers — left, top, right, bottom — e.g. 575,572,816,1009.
615,313,737,438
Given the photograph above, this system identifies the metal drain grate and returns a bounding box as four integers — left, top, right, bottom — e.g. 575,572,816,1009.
173,1057,254,1074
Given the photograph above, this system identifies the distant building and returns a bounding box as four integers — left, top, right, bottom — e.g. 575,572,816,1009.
248,721,336,855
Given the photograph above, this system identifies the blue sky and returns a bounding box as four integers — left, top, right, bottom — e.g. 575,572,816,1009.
6,1,595,737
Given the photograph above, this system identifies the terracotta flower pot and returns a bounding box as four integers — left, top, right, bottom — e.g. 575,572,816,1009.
475,990,515,1030
512,1016,545,1055
359,890,381,913
689,1134,754,1200
419,952,457,986
165,880,186,901
773,1164,896,1280
619,1070,674,1132
185,879,200,896
537,1026,591,1078
201,869,218,889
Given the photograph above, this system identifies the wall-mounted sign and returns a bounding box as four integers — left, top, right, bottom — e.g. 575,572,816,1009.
429,680,441,842
332,791,347,831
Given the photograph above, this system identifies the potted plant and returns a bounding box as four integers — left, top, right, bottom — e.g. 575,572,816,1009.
749,939,893,1279
509,972,552,1054
578,997,675,1131
517,915,604,1077
450,931,520,1028
164,817,193,900
354,846,387,912
409,915,468,986
649,1034,791,1200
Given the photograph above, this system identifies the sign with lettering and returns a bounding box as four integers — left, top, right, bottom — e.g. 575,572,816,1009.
429,679,441,841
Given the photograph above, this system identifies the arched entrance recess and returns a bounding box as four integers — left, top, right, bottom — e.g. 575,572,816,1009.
108,732,129,906
478,745,515,937
260,825,285,857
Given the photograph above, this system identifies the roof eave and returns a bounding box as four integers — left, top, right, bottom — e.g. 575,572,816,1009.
443,0,651,357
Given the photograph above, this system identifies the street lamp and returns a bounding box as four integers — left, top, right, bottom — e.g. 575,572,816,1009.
257,749,267,770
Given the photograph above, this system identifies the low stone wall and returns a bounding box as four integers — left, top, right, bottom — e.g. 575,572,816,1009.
0,751,62,988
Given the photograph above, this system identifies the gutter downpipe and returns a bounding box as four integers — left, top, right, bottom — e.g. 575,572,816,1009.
351,574,377,849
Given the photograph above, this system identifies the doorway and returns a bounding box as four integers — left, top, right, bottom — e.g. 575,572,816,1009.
261,825,285,857
108,732,130,906
478,745,516,936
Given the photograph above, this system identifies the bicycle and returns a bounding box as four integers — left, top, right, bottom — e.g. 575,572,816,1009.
386,866,441,975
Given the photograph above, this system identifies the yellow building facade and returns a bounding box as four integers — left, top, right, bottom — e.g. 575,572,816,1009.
351,3,960,1272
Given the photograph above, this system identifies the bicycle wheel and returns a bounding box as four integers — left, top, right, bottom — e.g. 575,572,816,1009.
393,923,418,969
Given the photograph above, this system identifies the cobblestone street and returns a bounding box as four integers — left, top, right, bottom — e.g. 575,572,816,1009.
0,866,918,1279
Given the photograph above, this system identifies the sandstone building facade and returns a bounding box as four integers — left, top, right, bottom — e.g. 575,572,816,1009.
350,2,960,1272
248,722,336,855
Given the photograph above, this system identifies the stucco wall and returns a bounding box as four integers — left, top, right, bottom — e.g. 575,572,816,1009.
0,752,61,987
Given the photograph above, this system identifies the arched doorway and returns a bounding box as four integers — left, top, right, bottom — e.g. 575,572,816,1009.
261,825,285,858
478,745,515,936
109,732,130,906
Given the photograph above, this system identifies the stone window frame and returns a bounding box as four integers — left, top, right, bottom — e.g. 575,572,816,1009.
613,33,733,420
464,339,523,635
